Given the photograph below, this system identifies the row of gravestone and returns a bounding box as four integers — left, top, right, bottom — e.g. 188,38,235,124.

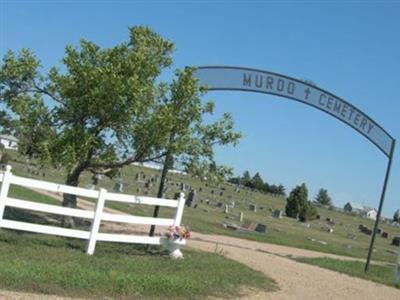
358,224,390,239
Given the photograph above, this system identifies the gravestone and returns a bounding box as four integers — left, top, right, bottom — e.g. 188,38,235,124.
224,204,229,214
144,181,152,189
272,210,283,219
239,211,243,222
186,190,197,207
220,191,224,197
113,182,124,193
255,223,266,233
228,201,235,208
392,236,400,247
249,204,257,212
216,202,224,208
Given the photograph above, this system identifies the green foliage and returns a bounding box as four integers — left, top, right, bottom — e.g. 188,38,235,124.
250,172,264,190
393,209,400,223
0,151,10,165
242,171,251,186
228,171,286,196
0,26,177,207
315,188,332,207
298,200,318,222
285,183,317,222
153,67,242,184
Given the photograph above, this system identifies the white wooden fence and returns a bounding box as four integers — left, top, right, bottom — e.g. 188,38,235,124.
0,165,186,257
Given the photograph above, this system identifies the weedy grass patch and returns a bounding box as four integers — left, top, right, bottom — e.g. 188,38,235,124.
0,229,277,299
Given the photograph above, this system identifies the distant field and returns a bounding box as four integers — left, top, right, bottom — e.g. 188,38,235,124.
4,151,400,264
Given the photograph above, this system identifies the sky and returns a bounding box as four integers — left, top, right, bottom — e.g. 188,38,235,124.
1,1,399,218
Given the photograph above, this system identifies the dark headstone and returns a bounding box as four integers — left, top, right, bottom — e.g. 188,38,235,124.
113,182,124,193
255,223,267,233
249,204,257,212
382,232,389,238
186,190,197,207
272,210,283,219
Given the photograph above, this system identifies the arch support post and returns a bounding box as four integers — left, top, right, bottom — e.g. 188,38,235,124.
365,139,396,272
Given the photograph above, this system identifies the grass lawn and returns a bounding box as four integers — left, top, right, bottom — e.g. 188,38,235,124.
8,184,60,205
0,229,277,299
293,257,399,289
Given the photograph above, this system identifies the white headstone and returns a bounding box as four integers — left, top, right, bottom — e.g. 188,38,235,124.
224,204,229,214
239,211,243,222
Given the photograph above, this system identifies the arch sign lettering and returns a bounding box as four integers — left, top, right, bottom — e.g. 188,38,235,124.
194,66,396,271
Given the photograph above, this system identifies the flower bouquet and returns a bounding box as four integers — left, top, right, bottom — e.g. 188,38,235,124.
165,225,191,241
163,225,191,259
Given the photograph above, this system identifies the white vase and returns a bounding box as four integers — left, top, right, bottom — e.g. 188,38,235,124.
162,238,185,259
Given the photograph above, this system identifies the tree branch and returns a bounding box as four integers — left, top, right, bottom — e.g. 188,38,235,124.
87,151,168,171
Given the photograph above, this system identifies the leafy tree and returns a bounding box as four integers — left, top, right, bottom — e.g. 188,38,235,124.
249,172,264,190
263,182,270,193
299,200,318,222
149,67,241,236
394,209,400,223
276,184,286,197
285,184,307,218
241,171,251,186
285,183,317,222
1,26,175,226
315,188,332,207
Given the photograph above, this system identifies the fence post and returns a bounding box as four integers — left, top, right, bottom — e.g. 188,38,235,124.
0,165,12,227
86,188,107,255
173,192,185,226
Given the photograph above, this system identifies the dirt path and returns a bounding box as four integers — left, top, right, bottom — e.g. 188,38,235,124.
2,188,398,300
189,237,399,300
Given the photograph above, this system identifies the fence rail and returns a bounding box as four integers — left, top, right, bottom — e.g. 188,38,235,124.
0,165,186,256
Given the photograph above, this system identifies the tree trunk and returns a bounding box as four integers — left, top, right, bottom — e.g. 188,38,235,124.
148,150,173,237
62,166,84,228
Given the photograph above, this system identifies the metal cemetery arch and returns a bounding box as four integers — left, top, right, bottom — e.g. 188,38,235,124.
194,66,396,271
